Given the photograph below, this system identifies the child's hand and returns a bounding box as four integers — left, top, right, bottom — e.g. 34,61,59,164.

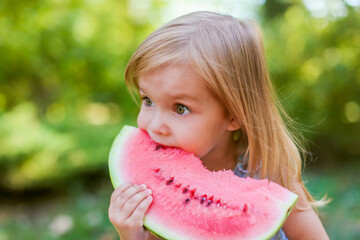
109,182,153,240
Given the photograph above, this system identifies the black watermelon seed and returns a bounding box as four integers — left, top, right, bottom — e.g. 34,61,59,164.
155,145,162,150
185,198,190,204
182,186,189,194
166,178,174,185
200,194,207,204
206,200,212,207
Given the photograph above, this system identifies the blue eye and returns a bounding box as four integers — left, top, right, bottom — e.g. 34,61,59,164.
175,104,190,115
142,97,154,107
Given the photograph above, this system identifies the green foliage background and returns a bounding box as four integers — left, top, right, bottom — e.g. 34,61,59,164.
0,0,359,239
0,0,155,190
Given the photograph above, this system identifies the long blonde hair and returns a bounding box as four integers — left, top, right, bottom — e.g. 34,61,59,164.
125,11,324,208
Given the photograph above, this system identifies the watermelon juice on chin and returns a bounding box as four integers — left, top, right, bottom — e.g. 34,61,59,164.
109,125,298,240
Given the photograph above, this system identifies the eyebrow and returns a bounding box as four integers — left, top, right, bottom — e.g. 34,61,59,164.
139,88,201,102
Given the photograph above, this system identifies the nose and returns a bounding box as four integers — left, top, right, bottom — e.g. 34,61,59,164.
147,111,170,136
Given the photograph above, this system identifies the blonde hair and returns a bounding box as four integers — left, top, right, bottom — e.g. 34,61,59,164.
125,11,325,208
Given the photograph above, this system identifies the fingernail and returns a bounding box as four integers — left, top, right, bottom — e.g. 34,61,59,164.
141,184,147,189
146,189,152,194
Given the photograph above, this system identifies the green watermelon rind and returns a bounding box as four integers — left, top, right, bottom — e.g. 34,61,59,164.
264,195,297,240
109,125,133,188
108,126,169,239
108,126,298,240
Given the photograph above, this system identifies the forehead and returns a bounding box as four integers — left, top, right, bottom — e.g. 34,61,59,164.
138,64,211,101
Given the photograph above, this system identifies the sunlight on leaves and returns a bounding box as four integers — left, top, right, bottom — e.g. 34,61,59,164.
46,102,66,124
301,57,324,84
344,101,360,123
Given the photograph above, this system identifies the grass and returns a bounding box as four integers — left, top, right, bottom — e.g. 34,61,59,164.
0,164,359,240
304,164,360,240
0,175,118,240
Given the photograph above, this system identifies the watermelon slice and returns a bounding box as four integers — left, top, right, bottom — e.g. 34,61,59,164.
109,125,297,240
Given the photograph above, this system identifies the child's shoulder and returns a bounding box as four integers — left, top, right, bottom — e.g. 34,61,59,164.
283,202,329,239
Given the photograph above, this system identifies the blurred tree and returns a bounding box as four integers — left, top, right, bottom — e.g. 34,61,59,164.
0,0,359,190
0,0,162,190
260,0,360,165
263,0,299,18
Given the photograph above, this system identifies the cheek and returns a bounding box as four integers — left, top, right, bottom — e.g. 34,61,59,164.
183,126,226,157
176,131,210,157
137,109,148,129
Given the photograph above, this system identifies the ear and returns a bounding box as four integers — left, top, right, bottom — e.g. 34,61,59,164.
227,118,241,131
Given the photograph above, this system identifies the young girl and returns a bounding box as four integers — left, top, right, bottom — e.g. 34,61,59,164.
108,11,329,240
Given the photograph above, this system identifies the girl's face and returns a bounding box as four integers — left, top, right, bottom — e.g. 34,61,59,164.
137,63,239,168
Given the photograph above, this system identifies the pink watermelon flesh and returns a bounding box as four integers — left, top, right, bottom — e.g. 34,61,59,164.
109,126,298,240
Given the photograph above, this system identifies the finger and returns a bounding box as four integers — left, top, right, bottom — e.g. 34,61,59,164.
114,184,148,210
120,188,152,220
110,182,134,203
109,182,135,219
109,184,146,224
128,195,153,224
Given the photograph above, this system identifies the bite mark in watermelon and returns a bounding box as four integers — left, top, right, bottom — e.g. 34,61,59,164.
109,126,297,240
